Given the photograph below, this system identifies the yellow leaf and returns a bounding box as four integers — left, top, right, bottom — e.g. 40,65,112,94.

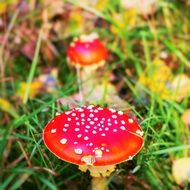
16,81,43,100
181,109,190,126
0,97,18,118
171,74,190,101
172,158,190,185
138,59,173,99
110,11,138,34
0,3,7,14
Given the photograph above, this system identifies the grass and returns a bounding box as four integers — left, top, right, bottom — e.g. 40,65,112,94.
0,0,190,189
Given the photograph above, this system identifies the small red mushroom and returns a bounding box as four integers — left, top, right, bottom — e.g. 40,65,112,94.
67,33,108,67
66,33,108,102
43,105,143,190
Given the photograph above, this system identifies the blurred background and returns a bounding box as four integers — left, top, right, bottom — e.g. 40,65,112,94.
0,0,190,189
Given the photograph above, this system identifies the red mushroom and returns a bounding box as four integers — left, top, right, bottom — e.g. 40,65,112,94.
43,105,143,190
66,33,108,102
67,33,108,67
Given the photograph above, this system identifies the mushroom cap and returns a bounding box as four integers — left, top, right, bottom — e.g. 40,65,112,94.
43,105,143,166
67,33,108,66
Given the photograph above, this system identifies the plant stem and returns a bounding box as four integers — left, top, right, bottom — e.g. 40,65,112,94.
76,65,84,103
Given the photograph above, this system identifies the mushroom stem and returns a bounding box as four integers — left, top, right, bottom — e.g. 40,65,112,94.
91,176,108,190
80,62,105,99
76,66,84,103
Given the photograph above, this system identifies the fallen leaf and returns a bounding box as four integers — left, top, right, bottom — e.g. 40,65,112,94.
110,11,138,34
0,97,18,118
21,40,36,60
171,74,190,101
138,59,173,100
172,158,190,185
57,82,129,111
16,81,43,100
181,109,190,126
0,3,7,14
120,0,157,16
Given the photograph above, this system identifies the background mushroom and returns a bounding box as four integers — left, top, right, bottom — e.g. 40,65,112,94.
43,105,144,190
67,33,108,102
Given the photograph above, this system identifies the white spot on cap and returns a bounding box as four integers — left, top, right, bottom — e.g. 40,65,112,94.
121,120,125,124
51,129,56,133
65,111,71,115
75,117,79,120
81,122,85,125
94,117,98,121
74,141,78,144
112,115,117,119
75,128,80,131
76,122,80,126
74,148,83,154
87,105,94,109
84,136,89,140
95,149,103,158
105,127,109,131
99,128,103,131
108,123,111,126
89,113,94,118
81,113,85,117
128,156,133,160
102,118,105,120
114,120,118,124
106,149,110,152
62,128,67,132
94,110,99,113
64,124,69,127
86,125,90,129
92,130,97,134
78,109,84,112
98,107,103,110
70,42,75,47
87,118,91,121
136,129,143,136
72,113,76,116
100,121,104,124
120,126,126,130
77,134,82,138
90,121,95,125
109,108,116,113
118,111,123,115
113,129,117,132
107,118,111,122
101,133,106,136
60,138,67,144
81,155,95,165
68,118,71,121
89,142,93,146
128,118,134,123
51,120,55,123
85,129,89,133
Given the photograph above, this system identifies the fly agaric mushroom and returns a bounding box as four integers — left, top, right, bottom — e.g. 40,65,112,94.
67,33,108,67
67,33,108,102
43,105,143,190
